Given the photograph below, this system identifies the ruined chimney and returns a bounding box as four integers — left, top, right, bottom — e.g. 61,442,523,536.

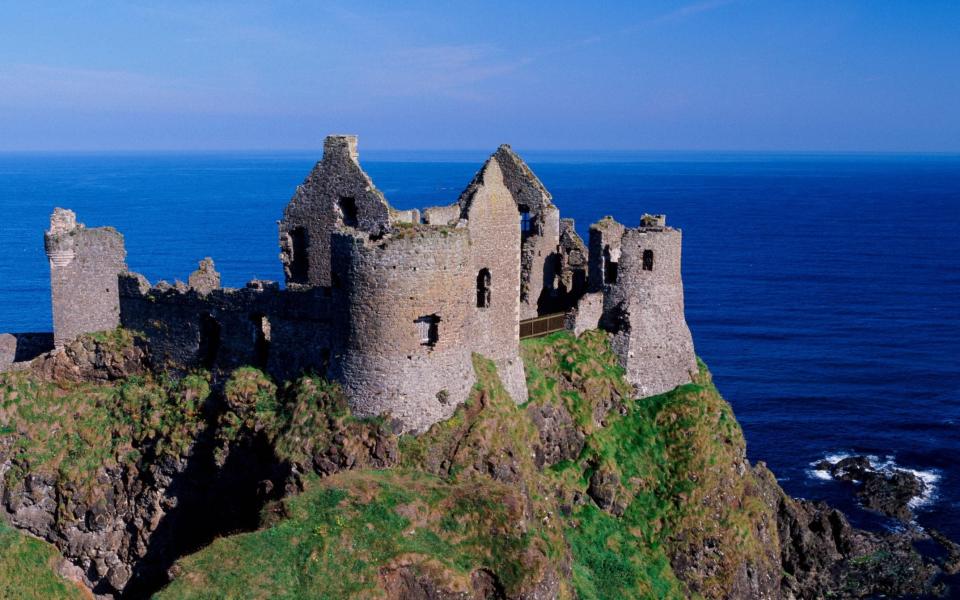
323,135,360,164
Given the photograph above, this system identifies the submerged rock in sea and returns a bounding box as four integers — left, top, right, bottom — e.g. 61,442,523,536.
815,455,927,522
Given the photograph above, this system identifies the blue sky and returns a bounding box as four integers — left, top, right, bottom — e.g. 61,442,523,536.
1,1,958,151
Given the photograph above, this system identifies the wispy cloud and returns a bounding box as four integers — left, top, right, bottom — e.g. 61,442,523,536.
538,0,740,57
651,0,739,25
358,44,533,101
0,63,269,114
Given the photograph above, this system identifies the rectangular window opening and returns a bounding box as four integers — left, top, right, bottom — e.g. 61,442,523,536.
415,314,440,347
339,196,359,228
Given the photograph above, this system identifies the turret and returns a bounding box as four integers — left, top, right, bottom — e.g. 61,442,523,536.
45,208,127,348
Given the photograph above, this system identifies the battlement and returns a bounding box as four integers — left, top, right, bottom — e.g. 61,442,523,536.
8,135,697,432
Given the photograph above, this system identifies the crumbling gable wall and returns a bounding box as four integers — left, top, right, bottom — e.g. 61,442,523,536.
537,218,589,315
592,216,697,396
459,156,527,403
278,135,392,288
45,208,127,348
329,226,475,432
481,145,561,319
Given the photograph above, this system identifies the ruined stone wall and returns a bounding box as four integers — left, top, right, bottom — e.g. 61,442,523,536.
597,219,697,396
329,227,475,432
119,264,334,382
588,217,625,294
475,145,560,319
460,157,527,403
421,203,461,225
278,135,392,288
538,218,589,314
45,209,127,348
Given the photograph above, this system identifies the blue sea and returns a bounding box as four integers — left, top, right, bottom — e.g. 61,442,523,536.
1,151,958,553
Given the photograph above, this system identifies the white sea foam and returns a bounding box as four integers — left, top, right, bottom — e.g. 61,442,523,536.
806,451,852,481
806,451,941,512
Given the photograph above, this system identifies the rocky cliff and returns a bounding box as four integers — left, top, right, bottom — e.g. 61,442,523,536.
0,329,951,598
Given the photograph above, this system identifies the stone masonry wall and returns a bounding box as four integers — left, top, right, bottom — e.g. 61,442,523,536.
482,145,560,319
459,157,527,403
119,264,334,383
45,209,127,348
597,219,697,397
588,217,625,294
278,135,392,288
329,227,476,433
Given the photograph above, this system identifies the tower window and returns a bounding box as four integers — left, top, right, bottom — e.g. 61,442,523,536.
288,227,309,284
642,249,654,271
603,245,619,284
415,314,440,347
476,268,491,308
339,196,358,228
250,313,271,369
198,312,221,369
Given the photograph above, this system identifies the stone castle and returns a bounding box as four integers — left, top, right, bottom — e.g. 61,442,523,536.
0,135,697,432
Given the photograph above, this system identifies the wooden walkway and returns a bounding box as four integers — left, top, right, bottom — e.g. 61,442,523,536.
519,312,568,340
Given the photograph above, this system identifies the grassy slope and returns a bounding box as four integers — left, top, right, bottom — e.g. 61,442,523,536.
0,521,87,600
157,330,775,599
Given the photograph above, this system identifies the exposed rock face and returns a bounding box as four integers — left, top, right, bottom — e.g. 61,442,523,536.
0,421,285,598
754,463,943,599
29,331,149,383
526,403,583,469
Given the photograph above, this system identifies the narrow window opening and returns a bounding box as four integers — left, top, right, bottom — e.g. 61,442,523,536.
476,268,491,308
289,227,309,284
250,313,271,369
642,249,654,271
318,348,331,375
339,196,359,228
603,245,619,284
198,312,221,369
519,206,531,235
415,314,440,347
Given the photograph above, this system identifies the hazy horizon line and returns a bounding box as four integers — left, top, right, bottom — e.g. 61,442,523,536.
2,147,959,159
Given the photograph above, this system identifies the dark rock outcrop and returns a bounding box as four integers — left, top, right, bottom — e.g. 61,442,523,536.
755,463,943,599
815,455,927,522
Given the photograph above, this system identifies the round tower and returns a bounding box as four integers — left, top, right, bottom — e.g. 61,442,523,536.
329,225,475,432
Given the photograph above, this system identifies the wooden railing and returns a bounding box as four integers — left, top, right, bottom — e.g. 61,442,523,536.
519,312,568,340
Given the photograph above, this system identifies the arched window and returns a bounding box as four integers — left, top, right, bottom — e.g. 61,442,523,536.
642,249,654,271
476,268,491,308
603,245,618,284
338,196,358,227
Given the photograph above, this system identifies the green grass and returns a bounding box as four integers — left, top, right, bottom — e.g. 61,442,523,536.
0,367,209,494
0,520,86,600
156,470,538,599
2,328,776,600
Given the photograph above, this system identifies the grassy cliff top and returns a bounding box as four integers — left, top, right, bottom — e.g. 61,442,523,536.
156,330,776,599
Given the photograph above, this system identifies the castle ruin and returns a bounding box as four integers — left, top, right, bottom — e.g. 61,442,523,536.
0,135,698,432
